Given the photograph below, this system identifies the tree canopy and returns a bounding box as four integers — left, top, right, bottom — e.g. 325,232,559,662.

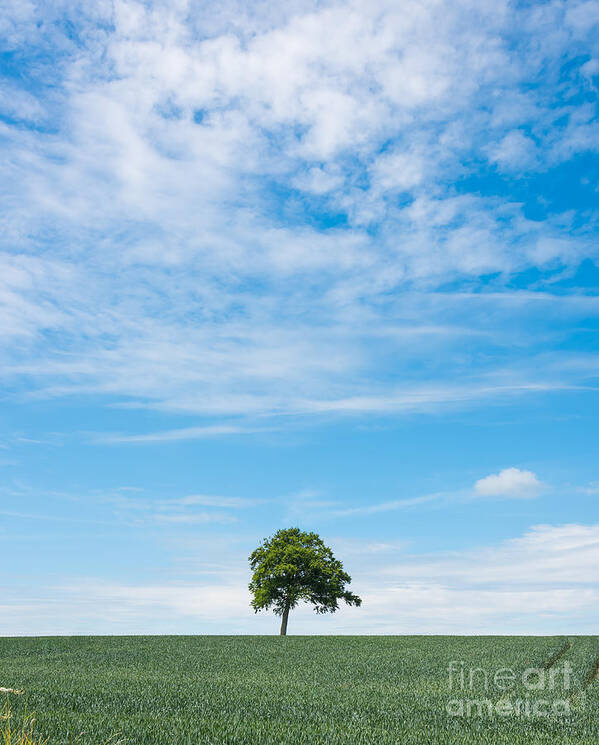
248,527,362,635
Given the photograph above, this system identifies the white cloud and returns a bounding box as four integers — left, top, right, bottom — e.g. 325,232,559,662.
474,467,543,499
0,0,597,423
486,130,539,173
581,57,599,84
106,491,260,526
332,493,443,516
377,152,424,190
3,522,598,634
153,512,238,525
167,495,262,508
383,523,599,588
565,0,599,33
579,481,599,495
101,424,260,443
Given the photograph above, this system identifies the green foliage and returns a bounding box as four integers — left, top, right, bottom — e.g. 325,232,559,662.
248,527,362,621
0,636,598,744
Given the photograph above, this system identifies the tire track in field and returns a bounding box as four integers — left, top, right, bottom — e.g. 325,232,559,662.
490,637,571,711
582,653,599,690
565,638,599,710
502,637,582,714
541,637,571,671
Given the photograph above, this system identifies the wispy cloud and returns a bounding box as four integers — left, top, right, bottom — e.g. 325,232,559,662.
107,491,261,526
0,0,597,429
0,510,111,525
166,495,263,509
99,424,263,443
381,523,599,589
153,512,238,525
4,522,597,635
331,493,444,517
578,482,599,495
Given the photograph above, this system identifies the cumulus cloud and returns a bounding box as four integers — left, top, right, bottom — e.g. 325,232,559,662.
474,467,544,499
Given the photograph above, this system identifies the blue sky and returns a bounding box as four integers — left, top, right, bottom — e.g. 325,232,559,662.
1,0,599,635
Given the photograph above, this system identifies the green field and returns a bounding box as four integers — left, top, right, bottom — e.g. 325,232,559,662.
1,636,598,744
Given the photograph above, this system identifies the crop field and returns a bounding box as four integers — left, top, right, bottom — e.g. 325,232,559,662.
1,636,598,744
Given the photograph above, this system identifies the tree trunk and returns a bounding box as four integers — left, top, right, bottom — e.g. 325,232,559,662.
280,602,290,636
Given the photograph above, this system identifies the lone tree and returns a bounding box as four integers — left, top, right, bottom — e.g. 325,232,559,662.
248,527,362,635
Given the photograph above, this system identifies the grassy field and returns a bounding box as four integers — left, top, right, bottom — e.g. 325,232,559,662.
1,636,598,744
